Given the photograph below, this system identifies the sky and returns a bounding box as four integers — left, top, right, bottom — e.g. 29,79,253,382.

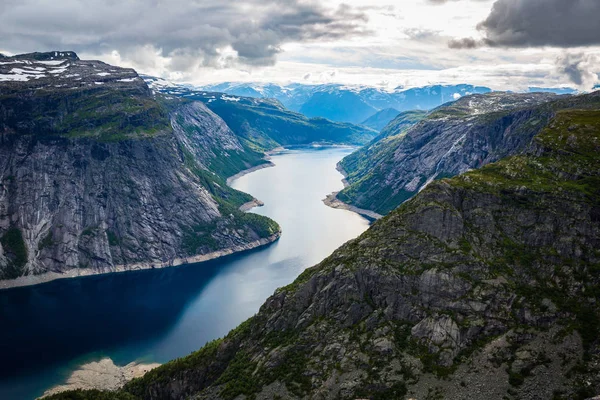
1,0,599,90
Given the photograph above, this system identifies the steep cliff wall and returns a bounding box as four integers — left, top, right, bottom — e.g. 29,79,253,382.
0,52,279,284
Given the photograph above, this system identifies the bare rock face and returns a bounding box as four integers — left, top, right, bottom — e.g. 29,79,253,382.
0,52,279,283
103,98,600,400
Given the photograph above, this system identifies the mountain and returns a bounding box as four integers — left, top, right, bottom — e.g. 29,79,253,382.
360,108,401,131
528,87,577,95
336,92,569,215
50,96,600,400
144,77,377,150
0,52,280,285
199,82,492,124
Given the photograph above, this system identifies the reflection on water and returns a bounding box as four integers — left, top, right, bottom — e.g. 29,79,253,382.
0,147,369,399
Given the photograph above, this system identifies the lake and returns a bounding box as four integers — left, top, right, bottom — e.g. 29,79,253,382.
0,147,370,399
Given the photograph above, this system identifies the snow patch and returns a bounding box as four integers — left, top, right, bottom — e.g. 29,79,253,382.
37,60,66,66
221,95,240,102
96,72,111,76
0,73,30,82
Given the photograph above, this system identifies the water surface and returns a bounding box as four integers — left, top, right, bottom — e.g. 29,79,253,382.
0,147,369,399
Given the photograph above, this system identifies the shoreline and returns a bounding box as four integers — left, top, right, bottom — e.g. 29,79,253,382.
239,198,265,212
322,162,383,221
226,161,275,185
0,232,281,291
41,358,161,398
1,159,281,291
322,192,383,221
227,159,275,210
336,163,351,188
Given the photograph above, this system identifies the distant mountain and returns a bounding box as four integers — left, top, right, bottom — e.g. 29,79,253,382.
528,87,577,95
361,108,401,131
145,77,377,149
199,82,492,123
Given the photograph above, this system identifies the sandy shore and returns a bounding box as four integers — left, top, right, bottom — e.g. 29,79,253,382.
0,232,281,290
322,163,383,221
41,358,160,398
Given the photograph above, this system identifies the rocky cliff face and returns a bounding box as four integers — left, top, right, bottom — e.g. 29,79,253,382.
0,52,279,283
337,92,564,215
59,97,600,400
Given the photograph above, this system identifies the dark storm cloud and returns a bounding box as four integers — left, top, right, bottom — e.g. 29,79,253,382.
0,0,368,69
448,37,480,49
449,0,600,49
479,0,600,48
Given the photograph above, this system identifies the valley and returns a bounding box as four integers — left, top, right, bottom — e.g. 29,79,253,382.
1,48,599,400
0,147,369,400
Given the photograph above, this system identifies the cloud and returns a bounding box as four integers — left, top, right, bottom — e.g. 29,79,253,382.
555,52,599,90
0,0,369,70
448,37,480,49
479,0,600,48
404,28,441,41
426,0,489,4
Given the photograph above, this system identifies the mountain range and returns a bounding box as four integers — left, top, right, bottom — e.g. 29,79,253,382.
4,51,600,400
200,82,493,125
143,77,377,150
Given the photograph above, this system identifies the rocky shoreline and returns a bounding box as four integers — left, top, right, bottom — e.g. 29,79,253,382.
225,161,275,185
239,198,265,212
41,358,160,398
322,192,383,221
0,232,281,290
322,163,383,221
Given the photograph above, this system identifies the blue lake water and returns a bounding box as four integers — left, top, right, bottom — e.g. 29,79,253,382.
0,147,369,399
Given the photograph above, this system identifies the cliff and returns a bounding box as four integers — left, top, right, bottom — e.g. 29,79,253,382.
0,52,279,285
